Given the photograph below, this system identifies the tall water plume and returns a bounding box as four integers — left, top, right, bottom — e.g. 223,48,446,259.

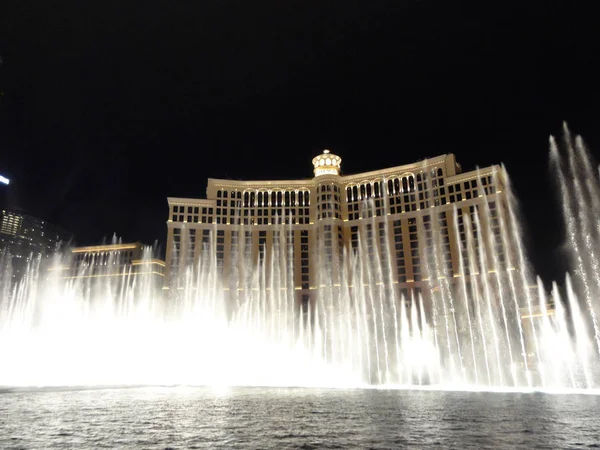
1,133,600,390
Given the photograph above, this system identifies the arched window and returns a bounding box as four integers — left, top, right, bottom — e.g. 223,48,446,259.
346,187,352,202
271,191,277,206
402,178,408,193
388,180,394,195
366,183,372,198
437,168,443,177
277,191,282,206
360,184,366,199
244,192,250,207
291,191,296,206
409,176,415,192
250,192,255,207
374,182,380,198
257,192,263,207
298,191,304,206
353,186,359,201
285,191,290,207
394,178,401,194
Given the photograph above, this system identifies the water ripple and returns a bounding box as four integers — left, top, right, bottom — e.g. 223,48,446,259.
1,387,599,449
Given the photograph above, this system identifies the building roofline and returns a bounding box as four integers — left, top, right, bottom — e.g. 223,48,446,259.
71,242,143,253
167,197,216,205
167,154,503,203
339,154,455,181
446,164,503,182
207,178,314,187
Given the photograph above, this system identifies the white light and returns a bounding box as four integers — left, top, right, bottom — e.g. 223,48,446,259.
315,168,339,176
0,175,9,185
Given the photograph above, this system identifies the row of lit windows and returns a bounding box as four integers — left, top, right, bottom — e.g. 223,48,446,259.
172,229,311,252
448,176,497,202
171,205,312,224
170,197,504,281
74,250,134,267
345,180,497,220
345,168,445,202
211,172,495,211
317,184,340,193
237,190,311,208
172,174,498,224
346,173,493,206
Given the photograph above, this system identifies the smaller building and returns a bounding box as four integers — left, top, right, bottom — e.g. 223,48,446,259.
50,242,165,288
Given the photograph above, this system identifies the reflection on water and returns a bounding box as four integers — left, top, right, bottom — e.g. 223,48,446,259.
1,387,599,449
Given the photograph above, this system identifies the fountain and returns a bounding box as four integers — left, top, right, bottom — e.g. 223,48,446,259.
1,126,600,392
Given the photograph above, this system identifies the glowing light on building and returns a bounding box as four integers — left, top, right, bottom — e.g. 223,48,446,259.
0,175,9,185
312,149,342,177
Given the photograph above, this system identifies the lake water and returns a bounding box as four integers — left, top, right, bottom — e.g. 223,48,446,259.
1,386,599,449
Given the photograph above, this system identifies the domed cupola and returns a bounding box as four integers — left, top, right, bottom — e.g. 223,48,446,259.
312,149,342,177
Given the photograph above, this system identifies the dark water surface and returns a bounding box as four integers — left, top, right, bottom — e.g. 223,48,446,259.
1,386,599,449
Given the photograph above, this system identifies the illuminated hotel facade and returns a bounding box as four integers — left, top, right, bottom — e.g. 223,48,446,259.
165,151,508,307
49,242,165,287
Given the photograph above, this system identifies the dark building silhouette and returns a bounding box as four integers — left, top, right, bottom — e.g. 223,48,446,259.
0,210,72,281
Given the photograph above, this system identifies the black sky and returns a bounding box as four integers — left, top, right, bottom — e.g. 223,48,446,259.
1,1,599,282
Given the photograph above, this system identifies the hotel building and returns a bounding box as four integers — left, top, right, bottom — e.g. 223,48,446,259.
0,210,72,280
165,151,508,307
49,241,165,287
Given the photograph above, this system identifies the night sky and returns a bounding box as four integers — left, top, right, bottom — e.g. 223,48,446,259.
1,1,599,283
